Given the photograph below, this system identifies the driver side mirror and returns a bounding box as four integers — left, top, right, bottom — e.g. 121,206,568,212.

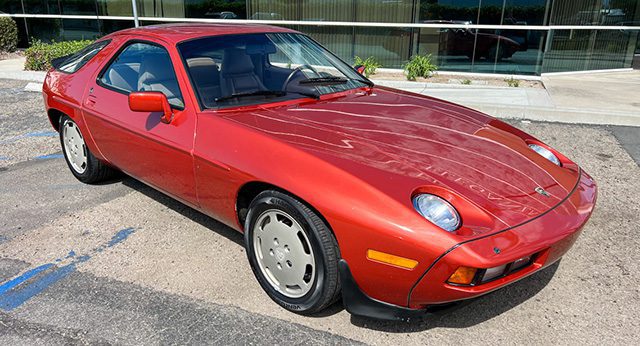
129,91,173,124
354,65,366,76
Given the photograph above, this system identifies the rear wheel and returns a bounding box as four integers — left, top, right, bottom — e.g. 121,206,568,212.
244,190,341,314
59,116,115,184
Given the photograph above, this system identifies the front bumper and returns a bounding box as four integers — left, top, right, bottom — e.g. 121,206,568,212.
341,169,597,320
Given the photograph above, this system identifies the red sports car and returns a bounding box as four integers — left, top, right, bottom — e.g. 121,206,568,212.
42,24,597,321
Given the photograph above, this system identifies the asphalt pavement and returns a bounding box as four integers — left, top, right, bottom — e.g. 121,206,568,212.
0,78,638,345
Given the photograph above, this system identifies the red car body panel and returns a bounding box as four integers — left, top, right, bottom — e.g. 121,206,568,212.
42,24,597,312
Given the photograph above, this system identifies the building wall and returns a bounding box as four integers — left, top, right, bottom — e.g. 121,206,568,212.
1,0,639,75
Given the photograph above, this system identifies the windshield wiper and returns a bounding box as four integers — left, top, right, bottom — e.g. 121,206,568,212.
215,90,286,103
300,76,374,87
299,76,348,85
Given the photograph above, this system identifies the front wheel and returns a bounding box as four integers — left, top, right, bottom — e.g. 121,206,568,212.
244,190,341,314
59,115,116,184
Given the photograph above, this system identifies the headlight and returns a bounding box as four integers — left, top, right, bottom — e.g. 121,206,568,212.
528,144,561,166
412,194,461,232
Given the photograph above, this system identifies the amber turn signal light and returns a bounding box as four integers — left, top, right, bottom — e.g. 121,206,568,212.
447,266,478,285
366,249,418,270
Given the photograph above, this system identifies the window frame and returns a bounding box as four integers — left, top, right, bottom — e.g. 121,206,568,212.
96,38,185,110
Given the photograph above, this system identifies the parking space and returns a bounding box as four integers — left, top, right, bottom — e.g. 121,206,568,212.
0,78,638,344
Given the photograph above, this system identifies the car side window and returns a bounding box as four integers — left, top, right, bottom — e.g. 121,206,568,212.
99,42,184,108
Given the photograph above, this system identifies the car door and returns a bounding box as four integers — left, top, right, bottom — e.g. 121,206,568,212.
82,38,199,206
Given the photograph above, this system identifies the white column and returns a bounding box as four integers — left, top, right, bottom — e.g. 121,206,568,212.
131,0,140,27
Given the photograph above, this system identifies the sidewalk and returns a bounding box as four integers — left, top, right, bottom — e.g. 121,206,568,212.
1,57,638,126
0,57,46,83
374,70,640,127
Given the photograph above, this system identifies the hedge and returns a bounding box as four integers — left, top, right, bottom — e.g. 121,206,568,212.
0,16,18,52
24,40,94,71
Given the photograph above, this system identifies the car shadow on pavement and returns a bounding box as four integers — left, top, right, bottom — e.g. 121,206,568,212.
121,177,244,246
349,261,560,332
117,175,559,331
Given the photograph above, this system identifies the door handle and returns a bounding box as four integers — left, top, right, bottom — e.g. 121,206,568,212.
85,95,97,107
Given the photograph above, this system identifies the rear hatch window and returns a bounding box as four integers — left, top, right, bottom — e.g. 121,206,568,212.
52,40,111,73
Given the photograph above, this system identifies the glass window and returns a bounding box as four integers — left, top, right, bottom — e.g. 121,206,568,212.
186,0,246,19
55,39,110,73
136,0,185,18
97,0,133,16
549,0,640,26
100,42,184,108
419,0,480,23
0,1,25,13
543,28,639,72
178,33,370,109
354,27,412,68
479,0,548,25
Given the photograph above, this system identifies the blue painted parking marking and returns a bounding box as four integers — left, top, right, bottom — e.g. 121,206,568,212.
0,263,54,296
24,131,58,138
35,153,64,160
0,131,58,144
0,227,137,311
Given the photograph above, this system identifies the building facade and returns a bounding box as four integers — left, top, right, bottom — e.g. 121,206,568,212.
2,0,639,76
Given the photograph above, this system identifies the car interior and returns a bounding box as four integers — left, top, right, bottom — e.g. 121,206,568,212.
101,35,360,110
100,43,185,108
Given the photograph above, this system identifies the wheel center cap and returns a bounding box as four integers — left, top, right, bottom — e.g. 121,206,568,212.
274,248,285,261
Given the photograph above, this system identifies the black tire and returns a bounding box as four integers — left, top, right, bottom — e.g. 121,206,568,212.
59,115,116,184
244,190,341,314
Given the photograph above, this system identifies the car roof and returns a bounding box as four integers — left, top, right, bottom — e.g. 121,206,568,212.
104,23,299,45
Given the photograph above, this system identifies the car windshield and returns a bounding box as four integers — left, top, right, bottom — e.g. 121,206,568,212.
178,33,371,109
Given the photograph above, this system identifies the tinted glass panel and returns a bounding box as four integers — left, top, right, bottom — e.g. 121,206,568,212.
100,42,184,108
178,33,369,109
97,0,133,16
549,0,640,26
419,0,480,23
56,39,110,73
543,28,639,72
472,29,546,75
185,0,246,19
479,0,549,25
354,27,412,68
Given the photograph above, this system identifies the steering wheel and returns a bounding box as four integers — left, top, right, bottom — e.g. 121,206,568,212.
282,64,319,90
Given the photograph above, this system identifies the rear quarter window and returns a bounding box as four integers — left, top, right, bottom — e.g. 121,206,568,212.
53,40,111,73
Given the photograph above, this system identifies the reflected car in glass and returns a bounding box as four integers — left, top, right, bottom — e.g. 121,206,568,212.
424,20,525,61
42,24,597,321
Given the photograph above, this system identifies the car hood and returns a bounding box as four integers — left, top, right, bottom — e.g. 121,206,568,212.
223,87,581,234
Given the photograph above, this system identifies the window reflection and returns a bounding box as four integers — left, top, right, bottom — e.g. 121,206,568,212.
420,0,480,23
549,0,640,26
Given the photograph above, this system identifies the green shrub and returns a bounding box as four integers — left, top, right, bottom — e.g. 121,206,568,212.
404,54,438,81
0,17,18,53
504,77,520,87
353,55,382,77
461,79,472,85
24,39,94,71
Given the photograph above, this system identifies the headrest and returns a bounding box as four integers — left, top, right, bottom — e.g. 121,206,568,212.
138,53,174,90
187,57,218,69
221,48,255,76
186,57,219,84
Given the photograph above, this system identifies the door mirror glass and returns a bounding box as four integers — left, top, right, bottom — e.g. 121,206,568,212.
354,65,366,75
129,91,173,124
